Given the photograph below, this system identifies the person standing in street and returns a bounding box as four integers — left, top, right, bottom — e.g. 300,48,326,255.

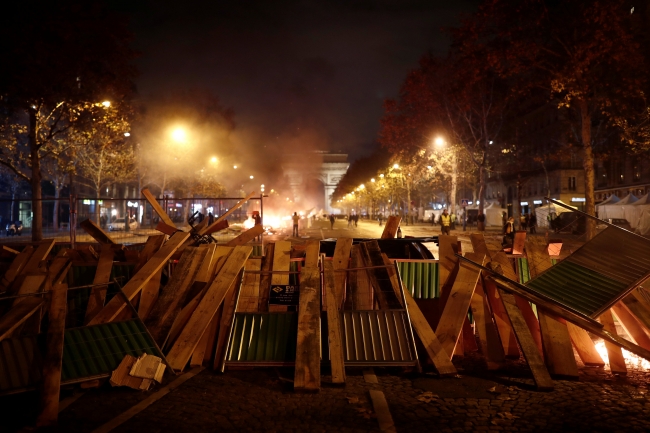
529,212,537,234
503,216,515,245
329,214,335,229
292,212,300,237
440,208,451,235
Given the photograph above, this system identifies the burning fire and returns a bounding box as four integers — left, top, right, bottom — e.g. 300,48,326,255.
594,340,650,370
242,214,287,230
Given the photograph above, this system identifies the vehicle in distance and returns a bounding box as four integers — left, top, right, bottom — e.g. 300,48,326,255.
108,218,138,231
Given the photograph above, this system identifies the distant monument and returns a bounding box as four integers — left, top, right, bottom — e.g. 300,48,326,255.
282,151,349,214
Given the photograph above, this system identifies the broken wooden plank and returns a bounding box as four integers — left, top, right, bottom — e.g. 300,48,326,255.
612,303,650,351
226,224,264,247
435,252,484,358
271,241,291,286
35,284,68,427
0,297,44,342
324,261,345,384
198,191,257,236
380,216,401,239
144,247,207,346
202,219,229,236
80,219,117,245
332,238,353,307
566,322,605,367
166,246,252,371
471,278,505,369
84,248,115,325
1,245,19,256
402,288,456,375
512,231,526,255
88,231,191,325
350,244,373,310
599,309,627,375
294,266,321,392
141,188,176,227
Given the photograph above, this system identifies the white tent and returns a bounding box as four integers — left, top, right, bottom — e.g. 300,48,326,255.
535,200,576,228
598,193,637,222
482,202,507,227
636,207,650,235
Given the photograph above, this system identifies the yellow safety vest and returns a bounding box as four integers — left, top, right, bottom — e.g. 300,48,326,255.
441,214,451,227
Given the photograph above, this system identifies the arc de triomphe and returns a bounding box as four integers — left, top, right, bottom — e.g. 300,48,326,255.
282,151,349,214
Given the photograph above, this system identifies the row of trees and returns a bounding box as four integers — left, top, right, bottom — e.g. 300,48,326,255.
335,0,650,238
0,1,234,241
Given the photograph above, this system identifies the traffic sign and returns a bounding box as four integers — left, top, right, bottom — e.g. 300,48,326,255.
460,199,469,206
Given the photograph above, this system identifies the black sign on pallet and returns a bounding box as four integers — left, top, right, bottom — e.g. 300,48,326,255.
269,284,300,306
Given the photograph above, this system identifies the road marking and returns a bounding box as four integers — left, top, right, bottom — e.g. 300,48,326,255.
91,367,205,433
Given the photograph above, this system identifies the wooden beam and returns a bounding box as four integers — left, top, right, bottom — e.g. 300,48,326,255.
155,221,179,236
332,238,353,307
350,245,373,310
435,252,485,358
80,219,117,245
84,248,115,324
88,231,191,325
294,266,321,392
497,288,554,391
526,241,578,379
1,245,19,256
138,269,162,320
202,219,229,235
359,241,401,310
236,258,262,313
35,284,68,427
0,297,44,342
23,239,56,275
257,243,274,312
303,240,321,268
212,277,241,371
512,231,526,255
437,235,459,300
144,247,207,346
271,241,291,286
599,309,627,375
380,216,401,239
324,261,345,384
0,246,33,293
402,288,456,375
166,246,252,371
621,289,650,331
199,191,257,236
483,277,520,358
566,322,605,366
612,303,650,351
471,278,505,369
490,252,543,355
226,224,264,247
141,188,175,227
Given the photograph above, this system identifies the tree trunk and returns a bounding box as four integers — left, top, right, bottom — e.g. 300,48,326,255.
579,99,596,240
450,152,458,213
28,108,43,241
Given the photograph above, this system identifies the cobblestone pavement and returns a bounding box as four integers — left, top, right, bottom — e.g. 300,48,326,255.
3,350,650,432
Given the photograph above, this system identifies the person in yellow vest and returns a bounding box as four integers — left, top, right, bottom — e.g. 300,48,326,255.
440,208,451,235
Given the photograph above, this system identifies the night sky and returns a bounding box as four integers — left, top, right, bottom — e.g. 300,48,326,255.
120,0,478,166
